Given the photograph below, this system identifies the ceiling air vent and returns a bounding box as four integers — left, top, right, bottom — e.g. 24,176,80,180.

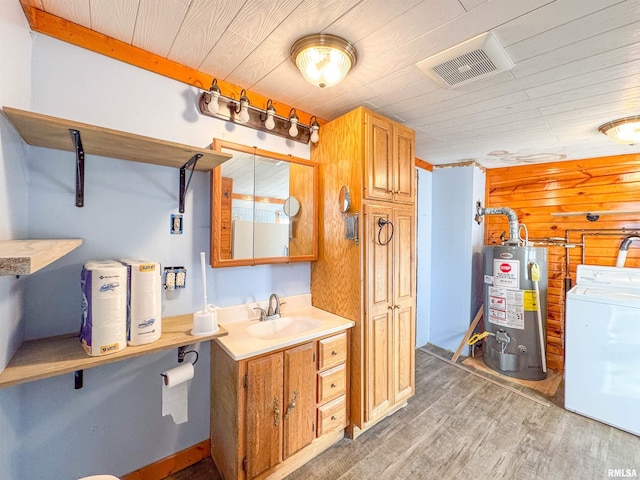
417,32,513,89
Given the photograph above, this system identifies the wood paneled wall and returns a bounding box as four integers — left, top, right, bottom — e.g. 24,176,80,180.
485,153,640,370
289,163,316,257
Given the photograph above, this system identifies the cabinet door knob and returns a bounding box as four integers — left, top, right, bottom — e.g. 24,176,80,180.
331,415,337,421
331,383,337,388
285,389,298,419
388,305,393,310
332,350,338,356
394,305,400,309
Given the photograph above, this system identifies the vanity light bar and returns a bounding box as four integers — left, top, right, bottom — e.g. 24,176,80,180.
198,81,318,145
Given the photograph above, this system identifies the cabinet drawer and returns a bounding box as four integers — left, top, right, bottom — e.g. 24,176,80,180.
317,395,347,437
317,363,346,403
318,333,347,371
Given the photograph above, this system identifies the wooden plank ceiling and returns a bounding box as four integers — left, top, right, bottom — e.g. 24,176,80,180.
20,0,640,167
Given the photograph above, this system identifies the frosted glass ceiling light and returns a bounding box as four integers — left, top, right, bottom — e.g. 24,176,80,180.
288,109,299,137
291,34,357,88
264,99,276,130
236,89,250,123
599,116,640,145
204,78,221,114
309,116,320,143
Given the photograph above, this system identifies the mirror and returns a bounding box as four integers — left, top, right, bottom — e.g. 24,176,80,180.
284,197,301,218
211,139,317,267
339,186,351,213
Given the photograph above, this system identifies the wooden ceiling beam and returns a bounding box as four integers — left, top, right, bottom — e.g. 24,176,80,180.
415,158,433,171
18,2,324,127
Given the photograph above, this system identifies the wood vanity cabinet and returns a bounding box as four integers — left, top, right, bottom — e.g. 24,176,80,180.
210,332,349,480
310,106,416,437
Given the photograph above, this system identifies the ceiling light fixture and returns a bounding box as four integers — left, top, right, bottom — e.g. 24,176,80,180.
288,109,299,137
309,116,320,144
598,116,640,145
290,33,357,88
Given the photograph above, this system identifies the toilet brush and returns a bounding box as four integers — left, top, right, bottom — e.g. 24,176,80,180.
200,251,208,313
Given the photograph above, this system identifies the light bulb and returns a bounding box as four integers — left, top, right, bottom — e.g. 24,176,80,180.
265,105,276,130
289,117,299,137
288,110,299,137
309,118,320,143
207,90,220,114
238,99,250,123
236,90,251,124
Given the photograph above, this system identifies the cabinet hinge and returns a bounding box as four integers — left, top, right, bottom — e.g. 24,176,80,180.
312,421,315,432
242,457,247,472
243,374,248,389
313,351,316,363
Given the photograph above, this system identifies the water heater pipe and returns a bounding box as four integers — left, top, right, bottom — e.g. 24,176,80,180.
616,235,640,267
530,262,547,373
475,203,520,245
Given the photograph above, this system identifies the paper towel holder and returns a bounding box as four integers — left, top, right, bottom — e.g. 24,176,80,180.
160,347,198,385
177,346,199,365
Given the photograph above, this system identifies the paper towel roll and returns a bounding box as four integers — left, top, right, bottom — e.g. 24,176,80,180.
162,363,194,424
120,259,162,346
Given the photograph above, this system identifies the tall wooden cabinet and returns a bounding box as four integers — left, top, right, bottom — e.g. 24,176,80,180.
310,107,416,435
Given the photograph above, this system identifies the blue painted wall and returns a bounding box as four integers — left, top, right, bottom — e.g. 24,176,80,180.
1,31,312,480
0,4,31,480
416,168,432,347
429,165,485,354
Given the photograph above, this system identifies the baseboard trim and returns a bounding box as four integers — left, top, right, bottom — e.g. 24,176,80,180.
122,439,210,480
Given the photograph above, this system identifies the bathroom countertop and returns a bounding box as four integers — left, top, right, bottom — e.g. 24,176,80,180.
214,295,354,360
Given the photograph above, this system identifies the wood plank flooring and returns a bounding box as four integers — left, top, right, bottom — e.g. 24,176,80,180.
165,346,639,480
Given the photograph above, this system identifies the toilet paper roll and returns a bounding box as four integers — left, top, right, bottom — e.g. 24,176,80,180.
161,363,194,424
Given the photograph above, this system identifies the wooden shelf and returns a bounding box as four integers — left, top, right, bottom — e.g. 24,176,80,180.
0,239,83,276
1,106,231,170
0,314,227,388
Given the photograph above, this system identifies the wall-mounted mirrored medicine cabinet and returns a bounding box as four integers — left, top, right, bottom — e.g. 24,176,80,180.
210,139,318,267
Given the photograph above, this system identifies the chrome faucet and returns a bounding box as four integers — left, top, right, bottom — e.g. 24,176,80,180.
253,307,267,321
266,293,281,320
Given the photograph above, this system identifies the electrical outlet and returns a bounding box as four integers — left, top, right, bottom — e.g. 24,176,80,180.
175,268,186,288
170,214,183,234
164,270,176,291
164,266,186,290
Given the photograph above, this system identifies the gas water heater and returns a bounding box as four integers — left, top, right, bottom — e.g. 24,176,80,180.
476,205,548,381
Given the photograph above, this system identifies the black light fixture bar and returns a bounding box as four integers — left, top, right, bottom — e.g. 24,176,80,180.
198,91,312,144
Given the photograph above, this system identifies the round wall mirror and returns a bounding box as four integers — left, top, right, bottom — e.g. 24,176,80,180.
284,196,301,217
339,185,351,213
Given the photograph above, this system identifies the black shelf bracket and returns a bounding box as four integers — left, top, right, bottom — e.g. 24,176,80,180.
70,129,85,207
179,153,202,213
75,369,83,389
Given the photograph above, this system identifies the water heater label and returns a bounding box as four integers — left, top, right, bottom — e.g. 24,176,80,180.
493,259,520,289
488,286,525,329
523,290,538,311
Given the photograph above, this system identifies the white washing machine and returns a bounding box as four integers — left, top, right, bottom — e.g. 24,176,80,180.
565,264,640,436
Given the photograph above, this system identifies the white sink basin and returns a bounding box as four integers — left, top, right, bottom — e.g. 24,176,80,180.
246,316,322,340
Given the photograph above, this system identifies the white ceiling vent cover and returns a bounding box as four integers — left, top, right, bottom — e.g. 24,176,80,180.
417,32,513,89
